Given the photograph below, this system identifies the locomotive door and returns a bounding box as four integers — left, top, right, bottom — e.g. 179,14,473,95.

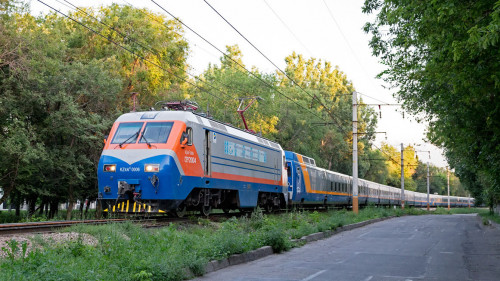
296,166,302,195
204,130,211,176
287,162,293,200
274,158,279,185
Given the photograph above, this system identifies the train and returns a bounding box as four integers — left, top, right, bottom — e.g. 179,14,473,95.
97,102,473,216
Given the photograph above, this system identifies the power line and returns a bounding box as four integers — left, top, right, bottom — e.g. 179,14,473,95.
58,0,240,101
357,92,393,106
321,0,393,106
120,0,224,69
262,0,313,57
263,0,391,119
202,0,348,134
370,143,402,166
263,1,384,109
149,0,332,125
37,0,222,102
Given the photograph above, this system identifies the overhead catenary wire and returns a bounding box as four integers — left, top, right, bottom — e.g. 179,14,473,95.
265,1,394,122
37,0,222,102
321,0,394,106
202,0,348,134
262,0,314,57
58,0,240,101
149,0,333,125
121,0,224,65
54,0,334,126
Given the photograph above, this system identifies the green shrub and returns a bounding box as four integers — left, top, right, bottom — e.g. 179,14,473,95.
262,227,291,253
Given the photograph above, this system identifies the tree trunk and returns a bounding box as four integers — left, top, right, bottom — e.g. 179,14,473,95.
27,196,37,217
79,199,84,219
66,201,75,220
84,200,90,218
48,200,58,219
15,199,20,217
96,199,102,219
38,201,45,215
66,185,75,220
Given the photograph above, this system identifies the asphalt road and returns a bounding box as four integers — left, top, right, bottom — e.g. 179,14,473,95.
194,214,500,281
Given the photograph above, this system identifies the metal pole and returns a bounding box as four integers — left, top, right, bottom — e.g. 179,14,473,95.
468,194,471,209
427,161,430,211
352,91,358,214
447,167,450,210
401,143,405,210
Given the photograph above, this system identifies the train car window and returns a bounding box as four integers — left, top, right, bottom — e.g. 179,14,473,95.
330,181,333,191
140,122,174,143
111,122,144,144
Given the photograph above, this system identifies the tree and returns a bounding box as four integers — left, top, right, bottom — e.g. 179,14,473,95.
0,3,190,218
363,0,500,206
379,143,417,190
276,52,379,175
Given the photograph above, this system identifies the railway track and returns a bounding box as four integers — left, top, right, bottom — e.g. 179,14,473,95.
0,208,326,235
0,212,243,235
0,219,126,236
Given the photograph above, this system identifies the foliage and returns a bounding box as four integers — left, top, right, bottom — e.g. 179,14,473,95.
0,2,189,217
380,143,418,190
0,207,488,280
0,0,473,220
362,0,500,206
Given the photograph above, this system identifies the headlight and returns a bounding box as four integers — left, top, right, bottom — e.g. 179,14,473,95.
103,164,116,172
145,164,159,172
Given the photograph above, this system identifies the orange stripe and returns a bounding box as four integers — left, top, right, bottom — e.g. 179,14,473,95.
211,172,277,185
308,190,350,196
296,155,312,193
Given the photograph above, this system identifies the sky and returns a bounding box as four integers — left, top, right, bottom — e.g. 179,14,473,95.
30,0,448,167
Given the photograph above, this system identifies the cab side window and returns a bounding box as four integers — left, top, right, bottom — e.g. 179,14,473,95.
181,127,193,146
186,127,193,145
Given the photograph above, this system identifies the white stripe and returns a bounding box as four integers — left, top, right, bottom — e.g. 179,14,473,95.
301,270,327,281
102,149,185,175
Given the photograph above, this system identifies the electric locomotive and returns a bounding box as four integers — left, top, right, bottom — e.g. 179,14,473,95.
97,102,288,216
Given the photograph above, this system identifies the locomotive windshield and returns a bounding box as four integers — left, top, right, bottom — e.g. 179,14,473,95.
110,122,174,145
111,122,144,144
139,122,173,143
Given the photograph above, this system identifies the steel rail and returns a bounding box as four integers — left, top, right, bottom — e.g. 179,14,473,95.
0,219,126,235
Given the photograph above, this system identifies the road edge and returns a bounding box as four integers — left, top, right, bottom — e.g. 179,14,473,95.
202,215,397,275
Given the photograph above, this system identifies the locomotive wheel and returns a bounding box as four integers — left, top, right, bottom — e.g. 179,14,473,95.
200,205,212,216
265,203,274,213
173,204,187,218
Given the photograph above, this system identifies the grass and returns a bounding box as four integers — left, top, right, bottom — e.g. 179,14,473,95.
0,206,495,281
0,209,97,224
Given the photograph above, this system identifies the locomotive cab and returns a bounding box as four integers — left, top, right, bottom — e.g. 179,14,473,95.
98,112,195,213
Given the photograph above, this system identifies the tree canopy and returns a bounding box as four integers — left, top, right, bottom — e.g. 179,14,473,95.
0,1,470,219
363,0,499,206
